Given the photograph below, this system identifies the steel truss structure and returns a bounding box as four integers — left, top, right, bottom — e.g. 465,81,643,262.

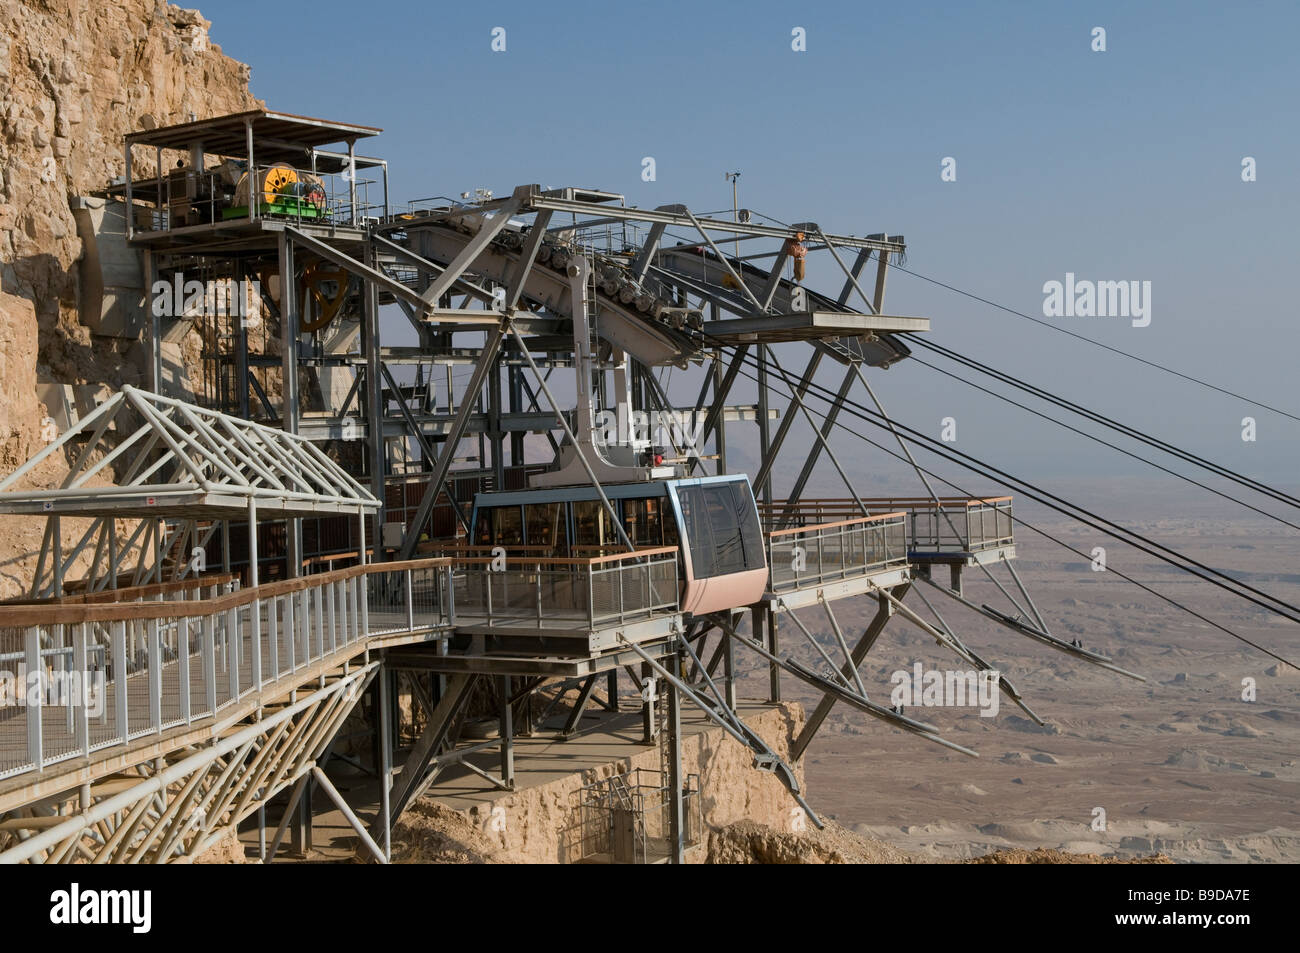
0,662,375,864
0,109,1145,863
0,385,377,597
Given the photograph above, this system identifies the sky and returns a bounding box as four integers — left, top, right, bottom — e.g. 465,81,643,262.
200,0,1300,494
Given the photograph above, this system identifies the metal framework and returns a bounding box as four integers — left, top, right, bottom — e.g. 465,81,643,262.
0,108,1147,864
0,663,375,864
0,385,377,597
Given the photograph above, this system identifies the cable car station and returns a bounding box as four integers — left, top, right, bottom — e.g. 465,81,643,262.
0,109,1143,864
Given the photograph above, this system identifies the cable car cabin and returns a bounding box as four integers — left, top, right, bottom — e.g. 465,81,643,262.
469,475,768,616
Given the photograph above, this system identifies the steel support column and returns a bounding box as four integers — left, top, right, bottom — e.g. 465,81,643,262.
723,626,736,710
666,645,685,865
235,258,250,418
499,675,514,788
278,232,303,576
767,607,780,702
397,321,508,558
791,588,903,760
756,347,772,510
378,662,393,860
374,673,478,836
146,250,161,392
364,238,387,557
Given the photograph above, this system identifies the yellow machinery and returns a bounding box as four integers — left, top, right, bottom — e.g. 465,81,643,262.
226,163,327,220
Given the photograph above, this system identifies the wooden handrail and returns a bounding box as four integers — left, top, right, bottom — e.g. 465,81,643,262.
451,547,678,567
766,512,907,538
0,557,453,627
759,496,1012,509
2,573,241,608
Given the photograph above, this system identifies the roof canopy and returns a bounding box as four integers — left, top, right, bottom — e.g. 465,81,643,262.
0,387,377,520
125,109,382,165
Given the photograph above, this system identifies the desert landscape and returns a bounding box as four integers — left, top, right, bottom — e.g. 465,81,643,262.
0,1,1293,880
734,477,1300,862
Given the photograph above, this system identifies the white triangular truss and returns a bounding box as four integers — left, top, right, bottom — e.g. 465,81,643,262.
0,386,377,596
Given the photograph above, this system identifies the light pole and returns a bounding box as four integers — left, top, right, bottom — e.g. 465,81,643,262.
724,171,741,261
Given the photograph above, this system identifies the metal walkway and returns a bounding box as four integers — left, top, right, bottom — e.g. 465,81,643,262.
2,108,1144,864
0,462,1144,864
0,498,943,862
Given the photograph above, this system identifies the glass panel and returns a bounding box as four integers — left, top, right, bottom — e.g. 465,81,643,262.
703,484,746,574
730,482,764,569
497,507,524,547
573,500,618,554
674,481,763,578
473,508,493,547
477,506,523,548
525,502,567,554
675,486,716,577
622,497,665,549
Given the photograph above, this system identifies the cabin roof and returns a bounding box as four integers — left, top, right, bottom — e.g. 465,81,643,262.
473,474,751,509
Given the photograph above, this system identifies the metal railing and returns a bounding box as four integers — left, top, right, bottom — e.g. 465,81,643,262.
759,499,867,530
761,497,1015,556
136,163,383,233
571,768,702,863
451,548,679,629
0,559,453,782
766,512,909,592
400,195,476,217
572,221,650,257
885,497,1014,554
0,541,690,783
364,562,453,636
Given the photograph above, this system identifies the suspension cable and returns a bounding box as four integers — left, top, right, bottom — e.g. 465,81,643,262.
702,335,1300,633
712,346,1298,668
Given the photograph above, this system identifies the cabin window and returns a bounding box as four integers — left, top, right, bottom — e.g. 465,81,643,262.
473,509,492,547
474,505,524,548
674,482,763,578
730,482,764,568
622,497,665,549
675,486,716,577
703,484,747,574
525,502,567,554
572,500,619,553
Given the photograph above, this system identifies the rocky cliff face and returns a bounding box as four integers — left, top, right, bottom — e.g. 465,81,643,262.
388,703,810,864
0,1,259,595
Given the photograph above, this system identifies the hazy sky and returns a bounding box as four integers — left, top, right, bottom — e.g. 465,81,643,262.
202,0,1300,494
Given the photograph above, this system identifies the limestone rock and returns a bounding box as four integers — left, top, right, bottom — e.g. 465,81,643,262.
0,0,261,598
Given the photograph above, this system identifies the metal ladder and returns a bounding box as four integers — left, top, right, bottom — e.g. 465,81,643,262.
608,773,634,812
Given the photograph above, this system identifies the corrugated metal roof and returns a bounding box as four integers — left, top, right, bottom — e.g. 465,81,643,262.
126,110,381,165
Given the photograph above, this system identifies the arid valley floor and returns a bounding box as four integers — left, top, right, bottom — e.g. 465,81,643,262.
738,479,1300,862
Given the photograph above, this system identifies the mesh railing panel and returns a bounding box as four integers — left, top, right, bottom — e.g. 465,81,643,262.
767,516,908,592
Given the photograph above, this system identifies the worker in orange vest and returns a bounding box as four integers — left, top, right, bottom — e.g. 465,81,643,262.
786,232,808,282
